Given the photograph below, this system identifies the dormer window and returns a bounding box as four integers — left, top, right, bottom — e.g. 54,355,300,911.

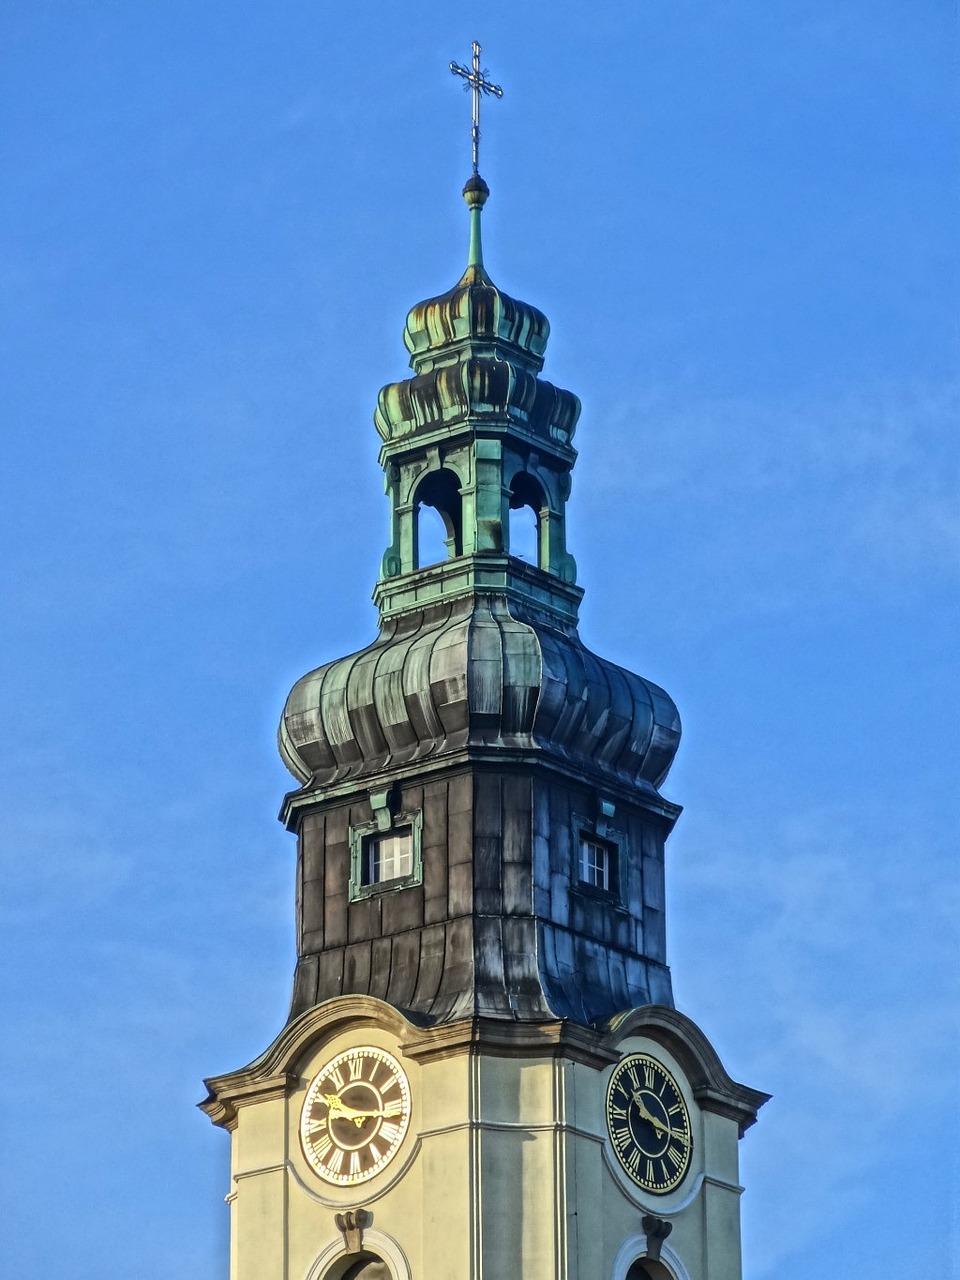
349,805,423,901
572,804,624,902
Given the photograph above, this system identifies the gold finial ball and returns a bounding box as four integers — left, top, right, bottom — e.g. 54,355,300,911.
462,173,490,210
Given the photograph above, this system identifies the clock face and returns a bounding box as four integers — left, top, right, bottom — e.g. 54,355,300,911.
299,1046,411,1186
606,1052,693,1194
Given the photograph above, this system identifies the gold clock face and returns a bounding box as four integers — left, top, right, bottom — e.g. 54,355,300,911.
299,1046,411,1186
606,1053,693,1194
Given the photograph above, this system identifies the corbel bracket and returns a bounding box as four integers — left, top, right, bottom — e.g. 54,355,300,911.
335,1209,371,1254
642,1214,672,1262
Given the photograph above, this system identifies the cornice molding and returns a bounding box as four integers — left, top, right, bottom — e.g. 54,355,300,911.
199,997,427,1131
401,1015,618,1067
279,750,682,831
604,1005,771,1136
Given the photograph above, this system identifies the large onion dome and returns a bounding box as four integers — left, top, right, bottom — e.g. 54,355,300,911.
279,595,680,793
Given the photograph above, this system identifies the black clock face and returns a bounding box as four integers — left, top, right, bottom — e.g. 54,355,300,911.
606,1053,693,1194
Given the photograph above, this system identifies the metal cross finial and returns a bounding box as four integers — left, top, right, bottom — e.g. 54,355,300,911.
449,41,503,176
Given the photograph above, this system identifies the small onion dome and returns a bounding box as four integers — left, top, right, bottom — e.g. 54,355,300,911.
278,596,681,794
396,177,550,380
400,265,550,377
375,183,579,445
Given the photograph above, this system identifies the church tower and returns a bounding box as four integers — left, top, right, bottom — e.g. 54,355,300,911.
202,46,768,1280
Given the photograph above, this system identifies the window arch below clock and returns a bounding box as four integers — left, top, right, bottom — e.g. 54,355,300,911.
626,1261,673,1280
308,1229,411,1280
340,1256,391,1280
612,1236,689,1280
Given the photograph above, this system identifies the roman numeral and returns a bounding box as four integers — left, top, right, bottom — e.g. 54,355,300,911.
626,1146,642,1173
348,1055,364,1081
668,1103,683,1117
645,1159,655,1183
609,1104,627,1121
643,1063,656,1089
665,1144,683,1170
380,1120,402,1144
349,1151,361,1176
327,1147,344,1174
368,1141,381,1163
328,1067,345,1091
313,1134,333,1160
627,1064,640,1089
613,1124,630,1146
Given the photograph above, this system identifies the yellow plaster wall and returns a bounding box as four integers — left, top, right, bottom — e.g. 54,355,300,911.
222,1022,746,1280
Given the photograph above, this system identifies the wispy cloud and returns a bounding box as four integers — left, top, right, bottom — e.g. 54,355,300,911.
579,381,958,629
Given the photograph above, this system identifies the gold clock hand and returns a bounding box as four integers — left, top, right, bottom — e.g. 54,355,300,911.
322,1093,391,1125
631,1092,691,1147
631,1091,668,1135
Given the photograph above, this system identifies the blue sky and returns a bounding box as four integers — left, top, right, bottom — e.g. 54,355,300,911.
1,3,957,1277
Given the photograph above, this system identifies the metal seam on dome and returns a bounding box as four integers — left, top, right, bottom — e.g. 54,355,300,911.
422,601,462,751
344,637,391,768
630,673,658,773
303,651,343,778
392,608,439,756
597,658,632,769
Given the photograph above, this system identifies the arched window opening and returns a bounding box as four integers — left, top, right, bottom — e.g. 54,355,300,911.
414,468,462,568
340,1256,391,1280
626,1264,655,1280
508,471,545,566
417,504,450,569
625,1259,673,1280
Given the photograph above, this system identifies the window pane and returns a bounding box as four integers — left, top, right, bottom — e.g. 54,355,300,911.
579,836,610,891
363,830,413,885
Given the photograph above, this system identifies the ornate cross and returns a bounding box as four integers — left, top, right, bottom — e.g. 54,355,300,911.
449,41,504,176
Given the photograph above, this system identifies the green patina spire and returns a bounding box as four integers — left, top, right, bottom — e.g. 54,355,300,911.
463,173,489,269
367,43,580,625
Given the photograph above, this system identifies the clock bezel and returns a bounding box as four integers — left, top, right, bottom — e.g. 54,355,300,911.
298,1045,412,1186
605,1051,693,1195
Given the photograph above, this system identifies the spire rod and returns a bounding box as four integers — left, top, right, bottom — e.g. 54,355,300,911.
449,41,504,178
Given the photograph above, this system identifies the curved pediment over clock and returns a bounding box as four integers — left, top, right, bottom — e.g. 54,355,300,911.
604,1005,770,1137
199,996,425,1131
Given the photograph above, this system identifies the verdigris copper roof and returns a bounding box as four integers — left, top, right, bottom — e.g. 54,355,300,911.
280,172,680,801
375,177,579,449
375,261,579,447
279,595,680,792
275,169,683,1033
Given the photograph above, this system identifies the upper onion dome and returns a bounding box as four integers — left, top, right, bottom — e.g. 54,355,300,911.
375,176,579,447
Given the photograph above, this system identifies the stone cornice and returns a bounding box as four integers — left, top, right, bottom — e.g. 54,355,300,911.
400,1016,619,1068
199,997,428,1131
